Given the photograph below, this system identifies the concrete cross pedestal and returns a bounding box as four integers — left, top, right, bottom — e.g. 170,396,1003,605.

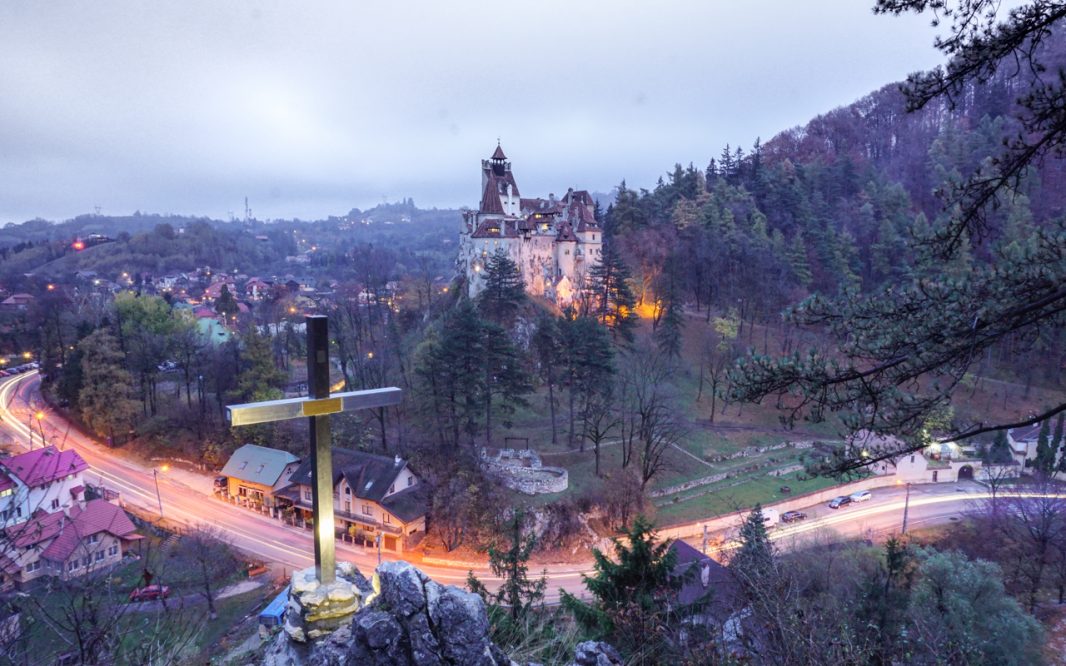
226,315,402,640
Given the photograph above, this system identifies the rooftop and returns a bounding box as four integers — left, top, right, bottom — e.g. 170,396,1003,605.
1,447,88,488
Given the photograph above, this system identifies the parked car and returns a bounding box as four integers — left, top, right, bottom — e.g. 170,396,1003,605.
761,508,780,528
849,490,872,503
828,496,852,509
781,510,807,523
129,585,170,602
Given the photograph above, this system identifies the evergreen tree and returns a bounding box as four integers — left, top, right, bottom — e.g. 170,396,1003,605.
585,241,637,343
531,313,562,445
232,327,286,403
1054,414,1066,473
561,516,678,656
215,284,239,319
481,318,532,446
415,301,487,449
477,249,526,326
987,430,1014,465
468,509,546,625
1035,419,1054,473
731,504,774,586
786,231,813,288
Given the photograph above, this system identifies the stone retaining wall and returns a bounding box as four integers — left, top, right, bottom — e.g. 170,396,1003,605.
480,448,569,495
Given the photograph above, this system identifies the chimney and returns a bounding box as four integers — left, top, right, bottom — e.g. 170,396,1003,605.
394,455,402,467
701,562,710,587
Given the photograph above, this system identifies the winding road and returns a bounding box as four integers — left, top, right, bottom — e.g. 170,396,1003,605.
0,371,1013,600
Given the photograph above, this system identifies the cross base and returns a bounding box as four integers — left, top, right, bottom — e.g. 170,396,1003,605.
284,562,375,643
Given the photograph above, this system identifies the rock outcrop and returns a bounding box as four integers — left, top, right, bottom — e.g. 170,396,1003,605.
263,560,620,666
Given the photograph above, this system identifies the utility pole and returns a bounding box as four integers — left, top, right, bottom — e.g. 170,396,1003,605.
153,469,165,519
901,482,911,534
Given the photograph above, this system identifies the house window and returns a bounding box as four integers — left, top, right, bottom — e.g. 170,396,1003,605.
344,486,351,495
88,534,100,544
108,545,118,557
344,502,351,513
407,477,414,487
238,487,247,497
303,489,312,501
25,560,40,573
68,561,78,572
51,499,60,510
383,513,391,524
362,505,372,516
95,551,105,562
82,556,91,568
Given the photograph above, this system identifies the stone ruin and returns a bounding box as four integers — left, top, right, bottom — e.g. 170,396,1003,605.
480,448,568,495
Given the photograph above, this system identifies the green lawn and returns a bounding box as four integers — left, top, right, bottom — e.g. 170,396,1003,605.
653,470,839,524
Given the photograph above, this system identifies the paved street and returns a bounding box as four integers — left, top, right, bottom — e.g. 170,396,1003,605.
1,371,1010,601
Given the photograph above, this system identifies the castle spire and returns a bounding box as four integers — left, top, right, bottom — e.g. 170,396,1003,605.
491,141,507,161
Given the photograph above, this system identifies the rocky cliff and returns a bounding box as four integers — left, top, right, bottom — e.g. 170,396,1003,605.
261,560,621,666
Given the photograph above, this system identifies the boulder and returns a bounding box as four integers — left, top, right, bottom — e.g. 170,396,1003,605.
570,641,624,666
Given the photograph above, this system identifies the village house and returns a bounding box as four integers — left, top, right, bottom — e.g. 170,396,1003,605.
219,444,300,510
0,447,88,527
1007,424,1043,466
274,448,427,552
0,499,141,589
0,294,34,312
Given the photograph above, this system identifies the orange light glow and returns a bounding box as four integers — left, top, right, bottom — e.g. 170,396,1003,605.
34,411,44,421
72,240,86,251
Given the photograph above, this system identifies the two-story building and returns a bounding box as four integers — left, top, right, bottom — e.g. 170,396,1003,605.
0,499,141,589
0,447,88,527
274,448,427,553
219,444,300,510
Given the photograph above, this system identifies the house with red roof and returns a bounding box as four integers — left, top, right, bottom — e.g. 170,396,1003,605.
0,447,88,528
458,144,603,305
0,499,141,588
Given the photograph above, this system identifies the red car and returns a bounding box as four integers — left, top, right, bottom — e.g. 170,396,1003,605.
129,585,170,602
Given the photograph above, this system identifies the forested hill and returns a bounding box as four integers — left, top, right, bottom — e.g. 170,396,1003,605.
605,32,1066,327
0,202,460,284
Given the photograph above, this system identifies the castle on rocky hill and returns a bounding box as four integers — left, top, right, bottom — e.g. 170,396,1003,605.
458,144,602,305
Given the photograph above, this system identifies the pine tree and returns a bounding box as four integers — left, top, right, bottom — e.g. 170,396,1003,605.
232,327,286,403
987,430,1014,465
478,249,526,326
532,313,562,444
468,509,546,625
481,319,532,446
585,241,637,343
1035,419,1054,473
215,284,239,319
1054,414,1066,472
786,231,813,288
561,516,677,653
731,504,774,587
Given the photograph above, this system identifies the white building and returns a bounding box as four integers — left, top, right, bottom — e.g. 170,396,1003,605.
458,144,603,305
0,447,88,527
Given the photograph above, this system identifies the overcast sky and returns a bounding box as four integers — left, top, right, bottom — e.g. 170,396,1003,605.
0,1,951,224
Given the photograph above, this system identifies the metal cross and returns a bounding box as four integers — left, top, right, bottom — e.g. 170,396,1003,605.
226,315,402,584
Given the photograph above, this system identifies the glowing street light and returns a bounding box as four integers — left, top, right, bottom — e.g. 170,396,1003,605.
21,352,32,360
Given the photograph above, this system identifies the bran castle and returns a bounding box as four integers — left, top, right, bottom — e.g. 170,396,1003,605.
458,144,603,304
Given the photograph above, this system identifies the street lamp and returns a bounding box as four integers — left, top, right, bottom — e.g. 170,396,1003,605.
901,482,912,534
153,467,167,519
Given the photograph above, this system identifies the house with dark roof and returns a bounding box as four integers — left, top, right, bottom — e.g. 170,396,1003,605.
219,444,300,509
1008,424,1043,465
274,448,427,552
458,144,603,305
668,541,749,658
0,499,141,589
0,447,88,528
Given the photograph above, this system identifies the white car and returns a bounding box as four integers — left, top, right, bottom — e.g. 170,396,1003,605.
849,490,872,503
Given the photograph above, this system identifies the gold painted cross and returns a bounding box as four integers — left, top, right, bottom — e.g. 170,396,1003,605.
226,315,402,584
